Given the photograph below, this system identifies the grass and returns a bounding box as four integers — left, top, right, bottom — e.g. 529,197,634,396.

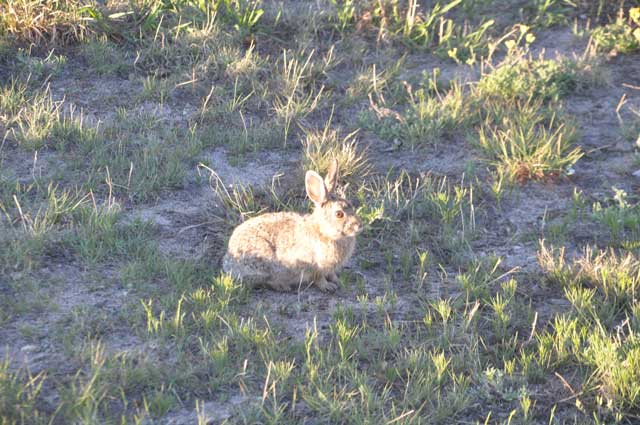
475,100,582,183
301,113,371,185
360,52,593,185
0,0,95,46
359,75,471,147
476,56,594,102
81,36,131,76
0,357,46,423
273,49,326,145
0,81,99,151
3,0,640,423
592,187,640,248
537,243,640,415
591,7,640,54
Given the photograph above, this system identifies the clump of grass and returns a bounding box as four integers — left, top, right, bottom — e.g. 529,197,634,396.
139,74,173,103
361,76,471,146
574,248,640,308
0,357,47,423
351,0,496,62
372,0,494,64
81,36,131,76
197,80,282,160
1,93,195,201
9,184,90,238
0,0,95,46
77,108,191,201
401,80,471,144
301,114,371,185
0,78,28,117
11,49,68,81
439,18,495,65
69,204,146,264
215,0,264,38
536,242,640,414
591,8,640,55
328,0,356,33
272,50,325,145
583,328,640,414
1,84,98,151
522,0,574,28
224,44,268,82
475,100,581,183
202,120,283,161
542,243,638,302
357,171,475,265
9,87,63,150
592,187,640,248
0,183,93,273
0,175,159,273
477,55,597,102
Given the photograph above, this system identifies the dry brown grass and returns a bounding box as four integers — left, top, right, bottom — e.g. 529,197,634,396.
0,0,95,46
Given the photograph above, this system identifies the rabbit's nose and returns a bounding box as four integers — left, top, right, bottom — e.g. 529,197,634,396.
352,220,362,234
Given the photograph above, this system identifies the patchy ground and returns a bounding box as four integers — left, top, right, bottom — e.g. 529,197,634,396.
2,1,640,424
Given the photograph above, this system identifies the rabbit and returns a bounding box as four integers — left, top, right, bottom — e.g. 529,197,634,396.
222,160,362,292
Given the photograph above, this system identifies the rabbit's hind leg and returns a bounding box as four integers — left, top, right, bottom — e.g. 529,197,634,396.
327,271,339,283
228,267,290,291
237,272,271,288
314,275,338,292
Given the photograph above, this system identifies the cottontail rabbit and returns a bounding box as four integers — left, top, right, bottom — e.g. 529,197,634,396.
222,160,361,291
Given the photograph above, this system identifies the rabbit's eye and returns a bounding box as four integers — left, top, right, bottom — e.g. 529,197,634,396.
335,210,344,219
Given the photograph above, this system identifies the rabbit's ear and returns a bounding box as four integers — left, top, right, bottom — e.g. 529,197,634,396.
324,159,339,194
306,170,327,205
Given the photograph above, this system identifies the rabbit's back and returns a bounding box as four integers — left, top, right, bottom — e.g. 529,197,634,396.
228,212,301,246
222,212,309,289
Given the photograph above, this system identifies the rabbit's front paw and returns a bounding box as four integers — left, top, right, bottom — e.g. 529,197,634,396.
327,272,339,283
315,276,337,292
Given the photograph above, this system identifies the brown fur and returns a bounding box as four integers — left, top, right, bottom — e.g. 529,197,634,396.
222,162,361,292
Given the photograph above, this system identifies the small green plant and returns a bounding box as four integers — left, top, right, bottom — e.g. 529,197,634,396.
329,0,356,33
524,0,574,28
592,8,640,55
14,49,67,81
217,0,264,36
396,0,463,47
401,80,470,145
456,256,503,301
140,74,172,103
539,242,640,312
475,100,581,183
477,57,588,102
1,84,98,151
440,19,494,64
10,184,90,238
536,241,640,414
592,187,640,247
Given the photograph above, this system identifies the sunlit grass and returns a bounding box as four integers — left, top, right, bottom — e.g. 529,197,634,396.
475,100,582,183
591,8,640,55
2,0,640,423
